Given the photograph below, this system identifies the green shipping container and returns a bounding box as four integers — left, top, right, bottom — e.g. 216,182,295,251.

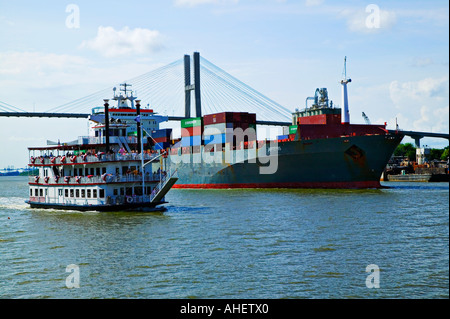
181,117,203,128
289,125,298,134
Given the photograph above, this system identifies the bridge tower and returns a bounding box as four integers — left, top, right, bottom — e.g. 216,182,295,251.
184,52,202,118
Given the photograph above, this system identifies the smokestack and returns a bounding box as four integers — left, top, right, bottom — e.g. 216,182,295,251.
341,79,351,124
341,56,351,124
104,99,110,153
136,100,141,153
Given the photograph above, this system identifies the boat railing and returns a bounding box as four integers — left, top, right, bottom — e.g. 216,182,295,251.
29,174,164,185
30,152,159,165
149,170,178,203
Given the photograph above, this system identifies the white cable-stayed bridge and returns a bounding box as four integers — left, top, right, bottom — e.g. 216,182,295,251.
0,53,293,126
1,52,448,143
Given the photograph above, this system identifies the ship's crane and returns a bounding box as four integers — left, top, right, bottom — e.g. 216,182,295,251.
362,112,371,125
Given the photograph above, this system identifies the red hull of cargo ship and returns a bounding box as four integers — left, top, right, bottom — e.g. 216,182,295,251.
172,180,381,189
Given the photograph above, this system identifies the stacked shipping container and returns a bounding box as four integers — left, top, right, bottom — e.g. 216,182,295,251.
151,128,172,150
203,112,257,149
181,117,203,154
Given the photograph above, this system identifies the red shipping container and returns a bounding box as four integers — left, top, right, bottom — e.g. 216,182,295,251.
204,112,234,125
240,112,249,123
153,136,170,143
181,126,202,137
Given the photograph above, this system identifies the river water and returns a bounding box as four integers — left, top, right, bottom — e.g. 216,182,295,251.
0,176,448,299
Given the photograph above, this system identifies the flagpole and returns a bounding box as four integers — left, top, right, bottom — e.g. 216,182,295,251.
134,110,145,201
141,123,145,200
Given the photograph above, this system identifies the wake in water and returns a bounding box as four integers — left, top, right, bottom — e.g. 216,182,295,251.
0,196,29,210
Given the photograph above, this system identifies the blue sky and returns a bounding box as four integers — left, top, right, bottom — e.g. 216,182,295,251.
0,0,448,168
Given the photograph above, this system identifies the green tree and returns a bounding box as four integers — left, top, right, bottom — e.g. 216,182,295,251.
441,147,449,161
429,148,444,161
394,143,416,161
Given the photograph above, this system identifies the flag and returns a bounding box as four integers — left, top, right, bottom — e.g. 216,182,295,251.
134,115,141,123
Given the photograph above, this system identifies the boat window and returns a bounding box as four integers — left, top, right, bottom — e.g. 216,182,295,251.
81,189,85,198
113,188,118,196
99,189,105,198
120,188,125,196
39,189,43,197
96,168,100,176
58,189,63,196
87,189,91,198
126,187,133,196
65,189,69,197
102,167,106,174
93,189,97,198
76,189,80,197
74,168,78,176
30,189,33,196
70,189,74,197
35,189,38,196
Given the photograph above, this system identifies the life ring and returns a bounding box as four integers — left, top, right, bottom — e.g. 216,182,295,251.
75,176,81,183
126,197,133,204
39,157,44,164
30,156,35,164
101,173,110,182
61,156,66,163
64,176,70,183
70,155,77,163
54,176,60,183
50,157,56,163
44,176,50,183
34,176,40,183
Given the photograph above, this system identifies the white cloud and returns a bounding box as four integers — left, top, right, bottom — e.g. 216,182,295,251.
80,26,164,58
174,0,238,7
389,76,449,133
305,0,324,7
0,51,88,77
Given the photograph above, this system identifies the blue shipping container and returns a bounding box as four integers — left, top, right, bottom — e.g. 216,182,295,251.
204,133,233,145
277,135,289,140
154,142,170,150
152,128,172,139
181,135,202,147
